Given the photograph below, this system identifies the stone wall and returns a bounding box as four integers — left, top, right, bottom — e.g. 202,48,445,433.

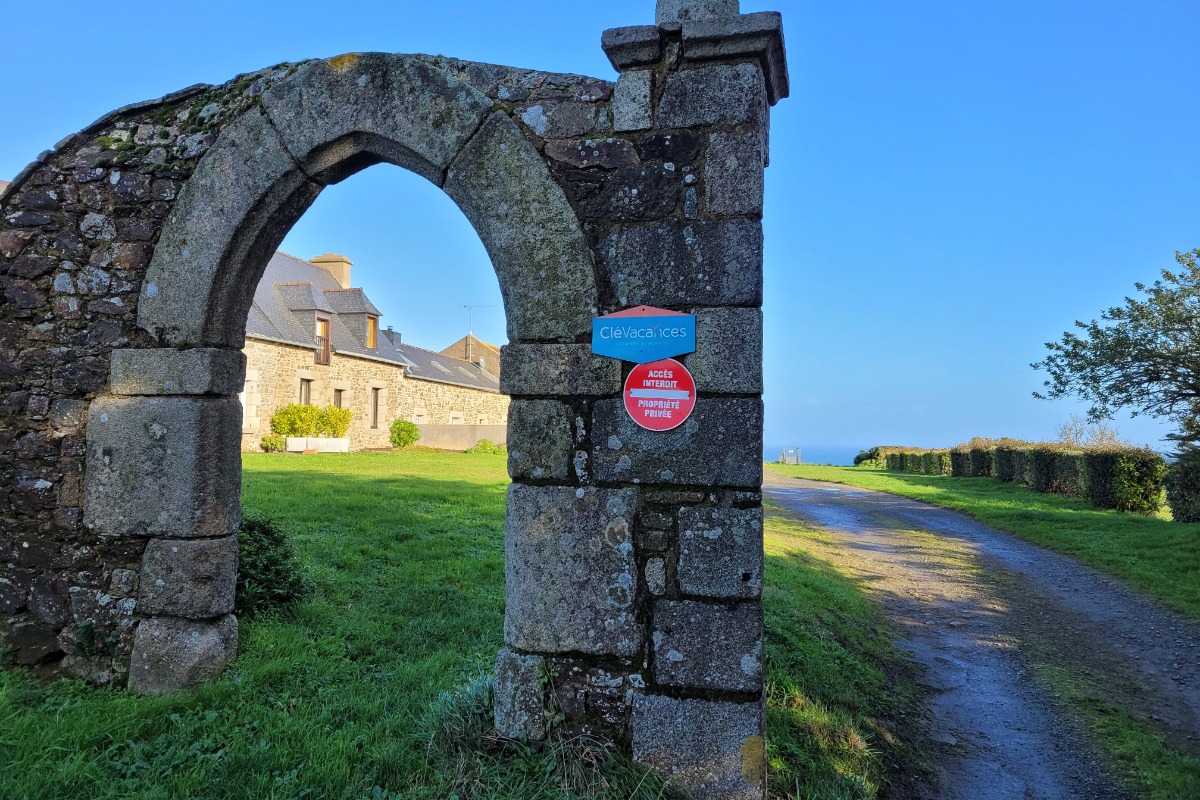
240,338,509,451
0,4,786,797
398,376,509,429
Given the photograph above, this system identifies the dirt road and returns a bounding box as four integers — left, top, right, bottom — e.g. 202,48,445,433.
764,474,1200,800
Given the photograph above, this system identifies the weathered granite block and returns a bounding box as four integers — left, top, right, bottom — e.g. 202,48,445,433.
679,505,763,599
646,558,667,595
683,307,762,394
601,220,762,308
260,53,493,184
507,399,574,482
652,599,762,691
138,536,238,618
632,694,765,800
128,614,238,694
680,12,790,104
500,343,622,397
49,399,87,433
138,108,321,347
7,621,60,666
445,113,597,342
494,647,547,740
656,0,740,31
109,348,246,396
505,484,642,656
614,71,654,132
704,131,764,217
83,397,242,537
658,63,767,129
601,26,663,70
544,138,639,169
516,100,598,139
592,398,763,487
585,164,679,221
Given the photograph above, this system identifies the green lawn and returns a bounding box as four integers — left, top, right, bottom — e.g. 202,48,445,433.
766,463,1200,621
1,452,921,800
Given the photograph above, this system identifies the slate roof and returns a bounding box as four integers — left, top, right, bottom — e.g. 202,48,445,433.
247,252,501,393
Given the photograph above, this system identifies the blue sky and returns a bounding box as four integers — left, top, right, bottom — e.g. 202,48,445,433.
3,1,1197,458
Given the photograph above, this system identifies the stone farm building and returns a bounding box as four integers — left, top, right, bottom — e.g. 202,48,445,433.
240,251,509,450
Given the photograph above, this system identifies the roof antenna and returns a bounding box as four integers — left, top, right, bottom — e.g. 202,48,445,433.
463,305,495,362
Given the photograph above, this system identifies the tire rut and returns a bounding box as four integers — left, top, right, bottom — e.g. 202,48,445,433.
765,474,1200,799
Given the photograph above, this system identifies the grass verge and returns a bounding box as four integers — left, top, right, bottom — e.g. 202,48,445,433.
2,452,921,799
763,503,929,799
765,463,1200,621
767,463,1200,798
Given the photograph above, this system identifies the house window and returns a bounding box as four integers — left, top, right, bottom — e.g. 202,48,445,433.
334,389,344,409
315,317,331,365
449,412,464,425
478,416,488,425
367,316,378,349
371,388,381,429
299,379,312,405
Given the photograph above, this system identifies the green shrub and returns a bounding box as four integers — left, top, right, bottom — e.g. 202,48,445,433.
1167,457,1200,522
390,419,421,448
1011,448,1030,486
321,405,354,437
271,404,353,438
950,450,969,477
1084,448,1166,514
1026,446,1057,493
967,448,991,477
1113,450,1166,514
1051,451,1086,498
236,515,310,615
465,438,506,455
270,403,323,437
260,434,286,453
994,445,1017,482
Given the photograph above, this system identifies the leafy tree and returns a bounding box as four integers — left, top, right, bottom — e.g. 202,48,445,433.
1033,249,1200,450
1056,415,1122,447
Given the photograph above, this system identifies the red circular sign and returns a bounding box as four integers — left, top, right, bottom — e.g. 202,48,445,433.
624,358,696,431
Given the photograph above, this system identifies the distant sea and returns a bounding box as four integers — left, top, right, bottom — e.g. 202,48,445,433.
762,444,859,466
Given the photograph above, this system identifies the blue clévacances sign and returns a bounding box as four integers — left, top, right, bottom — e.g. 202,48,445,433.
592,305,697,364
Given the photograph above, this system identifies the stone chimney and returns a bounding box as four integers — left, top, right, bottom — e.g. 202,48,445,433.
311,253,352,289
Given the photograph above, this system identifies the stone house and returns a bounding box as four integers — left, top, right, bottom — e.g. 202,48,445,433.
240,251,509,450
440,333,501,376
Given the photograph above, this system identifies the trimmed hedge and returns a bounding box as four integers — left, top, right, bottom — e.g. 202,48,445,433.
1167,457,1200,523
874,439,1167,516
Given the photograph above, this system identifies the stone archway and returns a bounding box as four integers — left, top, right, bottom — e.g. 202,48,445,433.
0,3,787,797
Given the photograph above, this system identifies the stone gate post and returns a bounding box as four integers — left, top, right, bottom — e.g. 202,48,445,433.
84,348,244,692
496,3,787,799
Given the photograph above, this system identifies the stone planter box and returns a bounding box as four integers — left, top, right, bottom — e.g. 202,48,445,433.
285,436,350,453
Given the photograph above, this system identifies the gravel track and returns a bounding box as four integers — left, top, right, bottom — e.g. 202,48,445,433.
764,474,1200,800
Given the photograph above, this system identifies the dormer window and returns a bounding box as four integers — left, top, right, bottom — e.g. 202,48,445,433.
315,316,332,365
367,316,378,349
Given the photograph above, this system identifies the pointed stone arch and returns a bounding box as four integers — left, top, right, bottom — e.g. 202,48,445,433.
138,53,598,350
